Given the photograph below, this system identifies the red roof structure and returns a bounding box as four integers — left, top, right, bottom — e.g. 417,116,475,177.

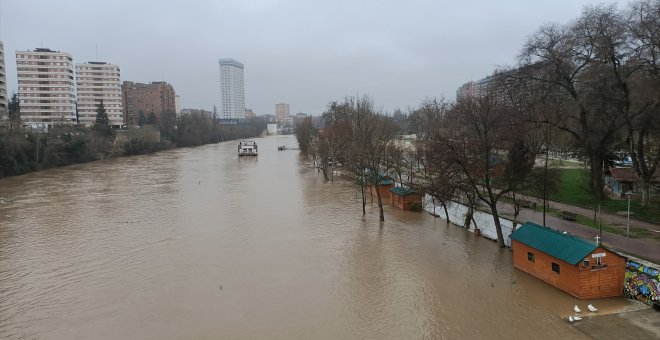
608,167,638,182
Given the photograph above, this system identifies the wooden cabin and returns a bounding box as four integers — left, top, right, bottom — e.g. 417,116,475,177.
368,176,395,204
511,222,626,299
389,186,423,211
605,167,660,198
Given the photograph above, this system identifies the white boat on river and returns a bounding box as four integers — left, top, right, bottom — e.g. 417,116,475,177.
238,140,258,156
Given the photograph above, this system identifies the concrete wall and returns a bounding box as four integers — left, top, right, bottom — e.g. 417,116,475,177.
423,195,515,247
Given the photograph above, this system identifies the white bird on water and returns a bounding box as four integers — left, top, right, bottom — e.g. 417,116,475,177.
568,316,574,323
574,305,581,313
587,304,598,312
573,315,582,321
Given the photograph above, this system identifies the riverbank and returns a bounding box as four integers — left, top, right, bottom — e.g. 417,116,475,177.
0,117,265,179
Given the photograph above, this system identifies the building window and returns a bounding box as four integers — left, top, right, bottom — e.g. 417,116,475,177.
552,262,560,274
582,259,590,267
527,252,535,263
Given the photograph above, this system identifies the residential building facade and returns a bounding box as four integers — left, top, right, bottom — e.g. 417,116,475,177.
244,108,255,119
121,81,176,127
456,64,548,101
175,95,181,115
16,48,76,126
455,73,504,100
219,59,245,120
0,41,7,119
275,102,290,125
76,62,123,127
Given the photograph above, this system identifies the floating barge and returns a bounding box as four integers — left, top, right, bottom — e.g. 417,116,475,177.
238,141,258,156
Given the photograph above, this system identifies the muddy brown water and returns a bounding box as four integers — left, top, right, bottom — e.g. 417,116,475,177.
0,135,638,339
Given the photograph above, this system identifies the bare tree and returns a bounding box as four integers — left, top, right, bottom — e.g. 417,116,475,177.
340,97,400,221
625,0,660,206
317,96,399,221
412,98,459,223
294,116,317,154
519,8,631,214
431,95,535,247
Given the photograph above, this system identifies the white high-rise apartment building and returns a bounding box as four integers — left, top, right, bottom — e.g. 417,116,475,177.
0,41,8,119
16,48,76,126
76,62,123,127
275,102,290,124
219,58,245,120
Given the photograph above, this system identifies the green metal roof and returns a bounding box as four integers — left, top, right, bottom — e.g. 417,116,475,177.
389,186,417,196
511,222,598,265
380,179,395,185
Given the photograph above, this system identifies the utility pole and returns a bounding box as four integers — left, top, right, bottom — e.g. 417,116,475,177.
626,191,632,238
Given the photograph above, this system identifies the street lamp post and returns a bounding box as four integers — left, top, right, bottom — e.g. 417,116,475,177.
626,191,633,238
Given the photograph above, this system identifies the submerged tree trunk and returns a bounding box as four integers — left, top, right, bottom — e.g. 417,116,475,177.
490,203,506,248
464,206,473,229
442,202,450,223
485,183,506,248
360,181,366,215
375,182,385,221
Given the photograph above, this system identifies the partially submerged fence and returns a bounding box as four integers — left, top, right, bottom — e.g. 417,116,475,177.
422,195,515,247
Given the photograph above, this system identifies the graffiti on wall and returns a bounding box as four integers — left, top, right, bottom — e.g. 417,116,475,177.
624,260,660,304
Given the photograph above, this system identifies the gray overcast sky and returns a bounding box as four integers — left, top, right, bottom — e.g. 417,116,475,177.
0,0,629,116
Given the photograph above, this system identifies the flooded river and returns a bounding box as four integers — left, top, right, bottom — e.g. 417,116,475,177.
0,135,636,339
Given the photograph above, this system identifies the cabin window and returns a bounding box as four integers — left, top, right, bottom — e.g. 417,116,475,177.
552,262,560,274
595,257,602,266
527,252,535,263
582,259,590,267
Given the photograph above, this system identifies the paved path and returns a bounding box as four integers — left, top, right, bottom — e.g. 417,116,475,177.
496,200,660,263
573,308,660,340
546,199,660,233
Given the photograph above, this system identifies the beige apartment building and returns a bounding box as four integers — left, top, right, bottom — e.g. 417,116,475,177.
16,48,76,127
121,81,176,127
0,41,7,119
76,62,123,128
275,102,290,125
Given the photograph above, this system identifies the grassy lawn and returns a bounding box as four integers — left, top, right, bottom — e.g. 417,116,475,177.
547,168,660,224
548,169,594,204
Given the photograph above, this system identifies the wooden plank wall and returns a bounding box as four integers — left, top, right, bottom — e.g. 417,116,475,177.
512,242,624,299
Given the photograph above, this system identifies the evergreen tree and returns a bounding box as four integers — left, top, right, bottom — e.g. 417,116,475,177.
8,93,20,125
146,112,157,125
138,110,147,126
93,100,114,138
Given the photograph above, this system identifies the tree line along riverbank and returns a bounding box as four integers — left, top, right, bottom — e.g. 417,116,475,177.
296,1,660,248
0,108,266,179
